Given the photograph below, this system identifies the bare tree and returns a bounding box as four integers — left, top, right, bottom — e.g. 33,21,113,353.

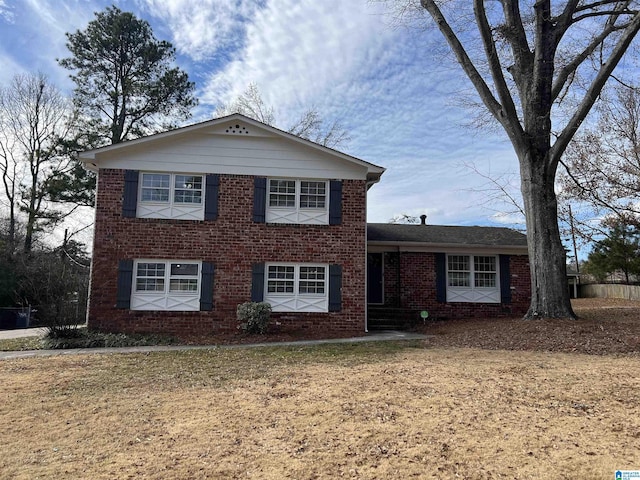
216,83,351,149
391,1,640,319
0,73,78,252
0,120,20,250
561,82,640,229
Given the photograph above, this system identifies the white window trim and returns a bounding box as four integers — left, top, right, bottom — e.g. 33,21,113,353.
264,262,329,312
131,259,202,311
446,254,500,304
137,172,205,220
266,178,329,225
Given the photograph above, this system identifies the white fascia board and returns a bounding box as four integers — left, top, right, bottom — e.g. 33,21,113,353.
367,241,529,255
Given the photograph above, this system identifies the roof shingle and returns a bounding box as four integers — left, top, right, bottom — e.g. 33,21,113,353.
367,223,527,247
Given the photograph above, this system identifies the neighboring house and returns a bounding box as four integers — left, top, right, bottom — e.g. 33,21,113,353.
80,114,384,336
366,220,531,328
81,113,531,337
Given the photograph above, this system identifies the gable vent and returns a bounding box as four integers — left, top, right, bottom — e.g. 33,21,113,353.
225,124,250,134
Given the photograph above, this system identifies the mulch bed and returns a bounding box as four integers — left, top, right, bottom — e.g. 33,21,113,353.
176,298,640,355
416,298,640,355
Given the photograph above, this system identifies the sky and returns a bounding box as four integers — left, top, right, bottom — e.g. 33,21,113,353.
0,0,524,231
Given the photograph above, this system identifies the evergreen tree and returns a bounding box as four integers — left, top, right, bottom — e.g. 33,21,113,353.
584,221,640,284
59,5,197,146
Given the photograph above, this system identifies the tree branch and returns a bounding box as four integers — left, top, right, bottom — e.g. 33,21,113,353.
552,9,640,166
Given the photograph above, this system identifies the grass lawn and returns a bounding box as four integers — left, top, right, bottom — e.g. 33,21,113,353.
1,332,639,479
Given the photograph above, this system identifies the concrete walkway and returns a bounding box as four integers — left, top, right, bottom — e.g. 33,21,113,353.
0,327,49,340
0,330,427,361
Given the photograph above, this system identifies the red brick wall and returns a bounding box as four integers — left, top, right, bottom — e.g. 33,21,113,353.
379,251,530,318
88,169,367,337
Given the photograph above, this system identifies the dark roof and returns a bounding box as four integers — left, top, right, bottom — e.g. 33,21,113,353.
367,223,527,247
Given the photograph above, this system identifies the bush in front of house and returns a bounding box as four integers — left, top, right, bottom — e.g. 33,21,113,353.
42,327,177,349
237,302,272,334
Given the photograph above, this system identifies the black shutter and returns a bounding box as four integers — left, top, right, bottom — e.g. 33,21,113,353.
122,170,139,218
328,264,342,312
329,180,342,225
435,253,447,303
499,255,512,304
116,259,134,309
199,262,215,311
251,263,265,302
204,174,220,221
253,177,267,223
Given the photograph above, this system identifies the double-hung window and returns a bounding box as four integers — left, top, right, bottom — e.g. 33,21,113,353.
265,263,328,312
446,255,500,303
266,179,328,224
138,173,204,220
131,260,201,310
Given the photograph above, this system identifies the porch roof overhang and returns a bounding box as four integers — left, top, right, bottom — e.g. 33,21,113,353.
366,223,529,255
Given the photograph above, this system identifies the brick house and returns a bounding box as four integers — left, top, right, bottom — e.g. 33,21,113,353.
366,221,530,328
81,114,384,336
81,113,530,337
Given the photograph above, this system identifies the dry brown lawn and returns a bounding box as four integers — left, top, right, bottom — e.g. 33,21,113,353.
1,299,639,479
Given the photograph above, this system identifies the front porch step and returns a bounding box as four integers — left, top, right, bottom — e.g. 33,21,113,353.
367,306,421,331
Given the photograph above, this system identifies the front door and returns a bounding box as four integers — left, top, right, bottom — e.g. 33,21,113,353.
367,253,383,304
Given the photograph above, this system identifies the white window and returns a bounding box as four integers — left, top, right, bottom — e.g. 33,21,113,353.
131,260,201,311
265,263,328,312
266,179,328,224
138,172,204,220
446,255,500,303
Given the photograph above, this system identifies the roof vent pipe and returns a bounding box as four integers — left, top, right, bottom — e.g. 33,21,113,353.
420,214,427,225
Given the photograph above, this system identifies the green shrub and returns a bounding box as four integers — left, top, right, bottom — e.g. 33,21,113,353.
237,302,272,334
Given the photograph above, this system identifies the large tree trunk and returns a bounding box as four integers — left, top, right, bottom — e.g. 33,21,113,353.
520,151,576,319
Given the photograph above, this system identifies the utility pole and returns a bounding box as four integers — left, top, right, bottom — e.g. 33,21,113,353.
568,204,579,274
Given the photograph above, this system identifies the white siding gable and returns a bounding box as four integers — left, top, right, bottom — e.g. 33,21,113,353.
86,119,373,181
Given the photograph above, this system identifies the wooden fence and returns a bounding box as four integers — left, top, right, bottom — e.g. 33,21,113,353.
579,283,640,301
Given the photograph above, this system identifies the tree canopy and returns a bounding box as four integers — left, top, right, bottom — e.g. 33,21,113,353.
58,5,197,146
392,1,640,319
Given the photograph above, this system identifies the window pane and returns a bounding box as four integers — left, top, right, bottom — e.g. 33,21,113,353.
170,263,199,276
141,174,170,202
141,188,170,202
267,281,294,293
267,265,295,293
448,255,470,272
475,273,496,288
269,180,296,194
175,175,202,190
269,180,296,207
169,279,199,292
299,266,326,294
142,174,170,188
174,175,203,204
137,263,165,277
268,266,295,279
475,256,496,272
136,278,165,292
448,272,470,287
300,181,326,208
300,266,325,280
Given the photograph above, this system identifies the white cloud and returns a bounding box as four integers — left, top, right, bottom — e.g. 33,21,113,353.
139,0,262,61
0,0,14,22
199,0,395,114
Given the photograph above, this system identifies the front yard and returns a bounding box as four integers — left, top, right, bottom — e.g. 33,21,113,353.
1,299,639,479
